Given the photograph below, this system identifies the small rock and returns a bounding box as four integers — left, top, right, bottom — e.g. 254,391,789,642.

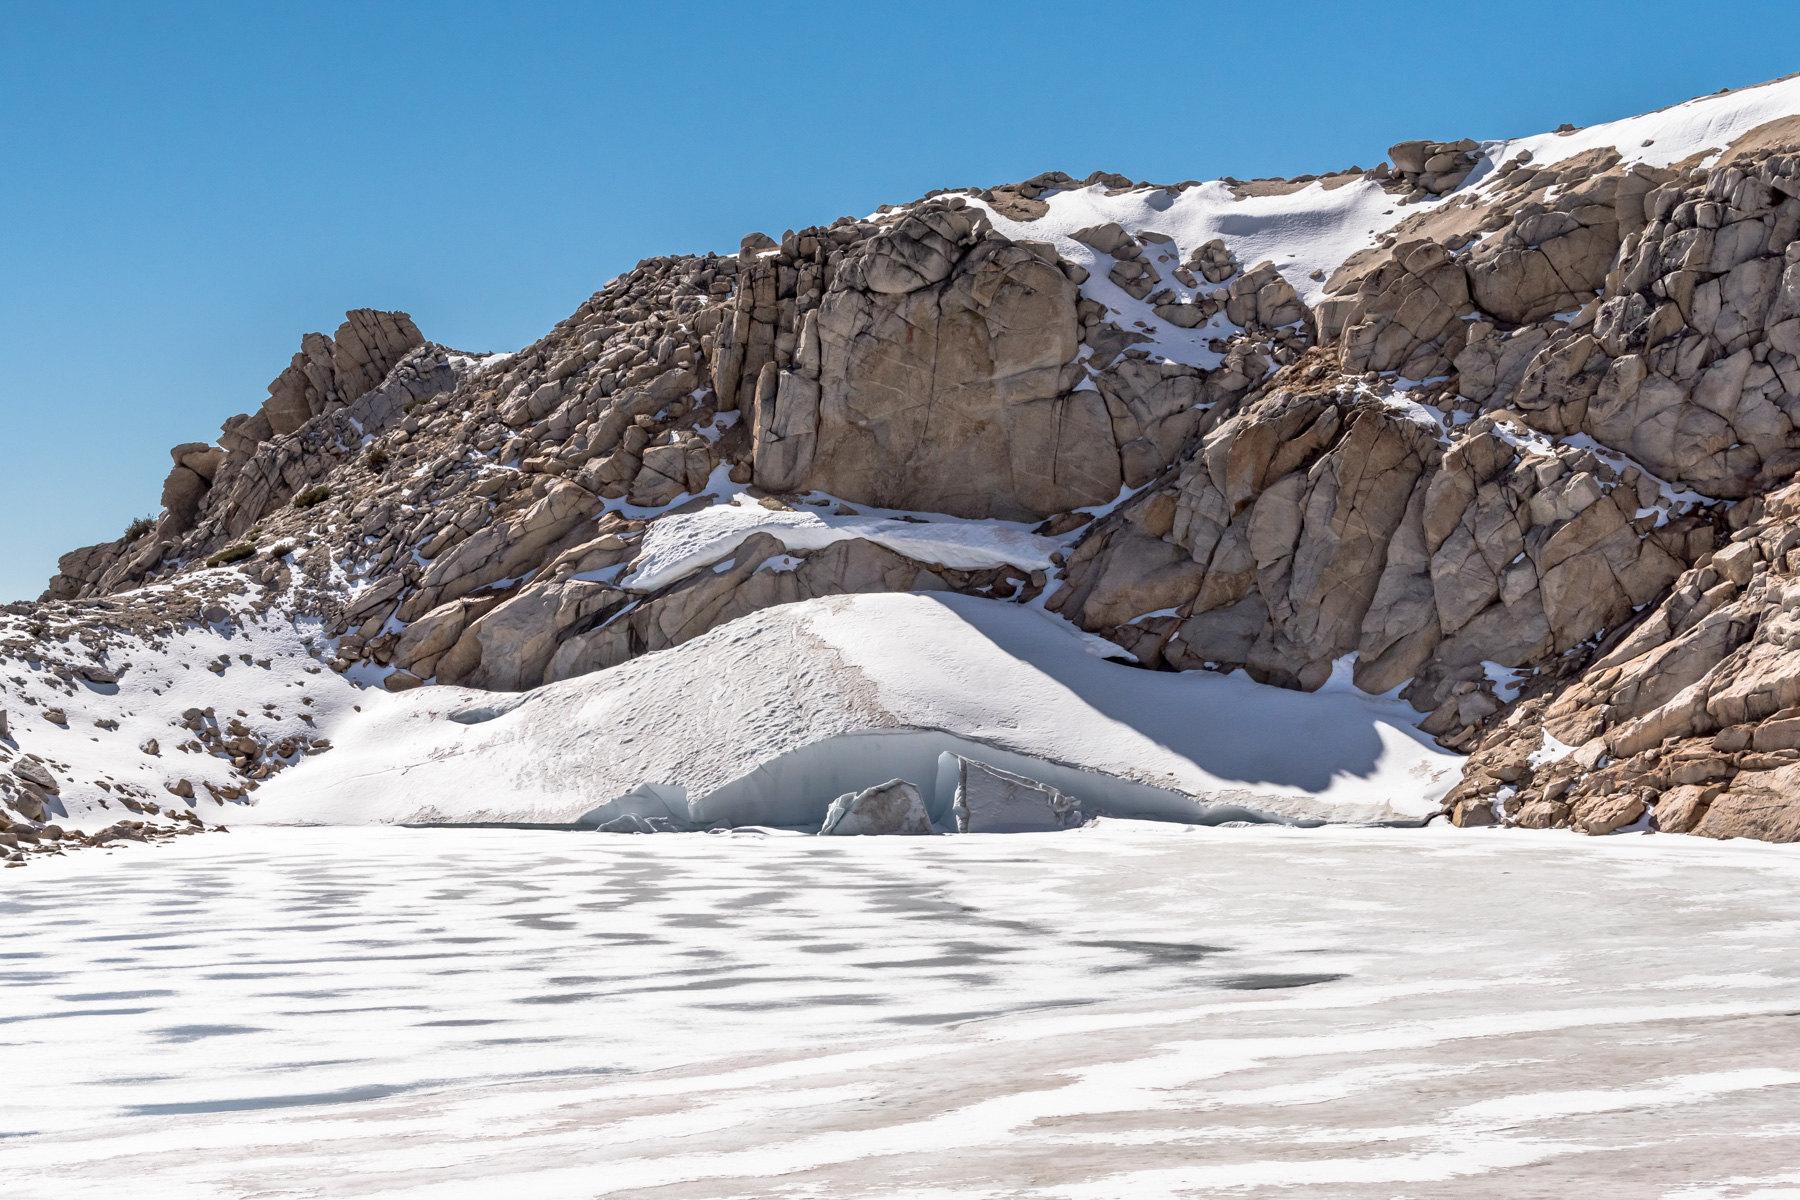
819,779,932,836
1573,791,1646,836
11,759,59,793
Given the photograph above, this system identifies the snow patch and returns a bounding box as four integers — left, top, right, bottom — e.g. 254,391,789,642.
623,496,1059,592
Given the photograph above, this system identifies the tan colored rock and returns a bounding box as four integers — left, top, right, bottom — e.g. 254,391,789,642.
1752,714,1800,752
805,216,1116,520
1695,766,1800,841
400,480,602,621
1467,203,1620,324
1512,798,1570,829
447,580,624,692
1572,789,1646,835
1654,783,1719,833
1053,528,1206,629
172,442,226,482
1713,539,1759,585
157,465,209,539
384,670,424,692
11,758,58,793
391,599,476,677
1448,795,1498,827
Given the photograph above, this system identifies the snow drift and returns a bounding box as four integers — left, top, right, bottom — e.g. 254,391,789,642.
242,592,1460,830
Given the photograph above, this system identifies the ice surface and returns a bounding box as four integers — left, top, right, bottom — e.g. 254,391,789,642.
5,822,1799,1197
242,593,1461,829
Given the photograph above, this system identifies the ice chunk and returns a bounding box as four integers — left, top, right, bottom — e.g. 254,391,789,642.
818,779,931,836
594,813,677,834
583,781,692,832
950,757,1082,833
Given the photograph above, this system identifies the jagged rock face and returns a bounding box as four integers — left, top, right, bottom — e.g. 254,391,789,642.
1384,137,1481,198
805,216,1112,519
1445,477,1800,841
42,316,451,603
1047,372,1703,708
724,202,1115,520
1324,240,1475,379
255,309,425,438
1437,153,1800,501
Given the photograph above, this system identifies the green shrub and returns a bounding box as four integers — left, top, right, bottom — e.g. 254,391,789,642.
123,515,154,542
365,446,390,471
205,543,256,567
293,484,332,509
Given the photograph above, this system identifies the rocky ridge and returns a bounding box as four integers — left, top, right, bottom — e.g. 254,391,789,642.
11,73,1800,851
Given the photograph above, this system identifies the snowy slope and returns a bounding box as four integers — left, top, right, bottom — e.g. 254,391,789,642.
979,175,1408,325
241,593,1459,829
1480,71,1800,176
0,572,367,837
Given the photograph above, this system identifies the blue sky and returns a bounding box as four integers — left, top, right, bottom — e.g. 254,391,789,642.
2,1,1797,601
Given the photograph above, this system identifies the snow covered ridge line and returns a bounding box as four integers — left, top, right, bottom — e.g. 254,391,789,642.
18,71,1800,847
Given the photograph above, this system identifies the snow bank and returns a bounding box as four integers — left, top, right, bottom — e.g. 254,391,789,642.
624,496,1060,592
245,592,1459,829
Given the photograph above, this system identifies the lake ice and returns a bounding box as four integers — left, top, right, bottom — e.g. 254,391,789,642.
5,822,1799,1198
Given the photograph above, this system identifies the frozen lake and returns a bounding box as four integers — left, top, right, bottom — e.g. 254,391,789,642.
5,822,1800,1198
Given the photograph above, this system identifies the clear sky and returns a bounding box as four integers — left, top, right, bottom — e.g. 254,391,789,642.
2,1,1797,601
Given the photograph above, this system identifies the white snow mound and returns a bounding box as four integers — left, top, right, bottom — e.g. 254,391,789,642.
244,593,1460,830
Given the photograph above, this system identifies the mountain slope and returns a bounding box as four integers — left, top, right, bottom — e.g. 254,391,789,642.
9,73,1800,853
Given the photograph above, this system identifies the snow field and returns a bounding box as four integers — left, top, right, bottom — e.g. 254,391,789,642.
4,821,1798,1197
